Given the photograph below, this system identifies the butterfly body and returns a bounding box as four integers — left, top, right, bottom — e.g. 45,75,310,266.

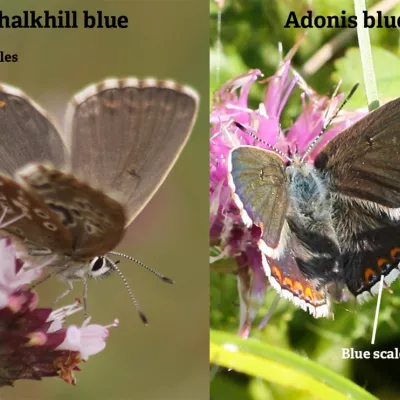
285,161,343,287
286,159,329,229
229,96,400,317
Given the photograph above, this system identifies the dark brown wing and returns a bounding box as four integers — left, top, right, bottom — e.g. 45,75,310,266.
314,97,400,208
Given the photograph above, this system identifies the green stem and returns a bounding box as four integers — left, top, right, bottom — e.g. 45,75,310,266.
354,0,380,110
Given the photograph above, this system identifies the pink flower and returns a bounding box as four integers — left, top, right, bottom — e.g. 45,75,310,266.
56,317,118,361
210,50,367,337
0,238,116,386
0,239,40,307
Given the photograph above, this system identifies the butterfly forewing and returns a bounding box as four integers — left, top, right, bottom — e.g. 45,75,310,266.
229,146,289,250
65,79,198,226
0,84,67,176
315,97,400,208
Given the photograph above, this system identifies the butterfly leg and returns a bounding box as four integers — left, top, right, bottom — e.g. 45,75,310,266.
28,248,53,256
29,272,53,290
82,278,88,319
52,280,73,307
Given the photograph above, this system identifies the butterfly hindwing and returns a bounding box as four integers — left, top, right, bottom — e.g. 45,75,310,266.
0,173,73,252
266,234,330,317
65,78,198,226
17,164,126,259
330,193,400,302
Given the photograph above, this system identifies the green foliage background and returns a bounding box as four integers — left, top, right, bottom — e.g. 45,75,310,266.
210,1,400,399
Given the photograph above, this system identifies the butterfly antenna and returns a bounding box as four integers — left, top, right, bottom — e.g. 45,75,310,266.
301,83,359,162
29,271,54,289
108,251,174,284
106,257,149,325
234,122,292,162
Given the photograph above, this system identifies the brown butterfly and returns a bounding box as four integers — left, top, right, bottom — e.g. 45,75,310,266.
230,92,400,318
0,78,198,322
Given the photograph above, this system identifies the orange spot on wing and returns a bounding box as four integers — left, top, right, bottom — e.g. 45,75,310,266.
304,286,314,301
377,258,389,269
103,100,119,109
293,281,304,296
271,265,282,284
0,100,6,108
364,268,377,285
390,248,400,259
282,277,293,291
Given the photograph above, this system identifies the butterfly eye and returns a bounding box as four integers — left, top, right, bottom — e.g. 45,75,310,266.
88,256,112,279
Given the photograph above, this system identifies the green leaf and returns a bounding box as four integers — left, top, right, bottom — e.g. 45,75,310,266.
333,46,400,108
210,329,377,400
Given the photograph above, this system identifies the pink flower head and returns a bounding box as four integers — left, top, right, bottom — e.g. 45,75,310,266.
210,50,367,337
0,238,117,386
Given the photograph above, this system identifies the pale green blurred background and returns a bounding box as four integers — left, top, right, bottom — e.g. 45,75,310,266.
0,1,208,400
